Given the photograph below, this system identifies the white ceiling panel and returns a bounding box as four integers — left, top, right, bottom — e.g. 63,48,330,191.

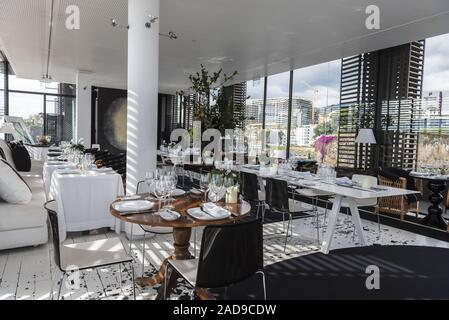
1,0,449,93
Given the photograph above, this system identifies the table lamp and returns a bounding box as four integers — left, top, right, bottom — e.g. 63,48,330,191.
355,129,376,172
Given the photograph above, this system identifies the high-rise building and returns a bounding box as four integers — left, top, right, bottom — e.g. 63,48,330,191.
245,97,313,127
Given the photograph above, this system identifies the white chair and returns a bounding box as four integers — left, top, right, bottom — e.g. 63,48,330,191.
330,174,380,237
292,188,333,243
44,201,136,300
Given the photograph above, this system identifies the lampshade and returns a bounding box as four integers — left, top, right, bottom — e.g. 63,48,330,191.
0,123,18,135
355,129,376,144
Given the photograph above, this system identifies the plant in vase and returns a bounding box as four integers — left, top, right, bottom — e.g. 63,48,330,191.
314,135,337,163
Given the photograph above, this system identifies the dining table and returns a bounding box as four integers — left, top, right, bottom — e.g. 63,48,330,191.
43,161,77,199
49,168,124,242
110,193,251,300
239,165,420,254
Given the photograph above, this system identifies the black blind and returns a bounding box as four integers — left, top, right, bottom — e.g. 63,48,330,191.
0,57,6,117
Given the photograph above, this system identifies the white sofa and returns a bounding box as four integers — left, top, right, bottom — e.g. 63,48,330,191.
0,139,48,250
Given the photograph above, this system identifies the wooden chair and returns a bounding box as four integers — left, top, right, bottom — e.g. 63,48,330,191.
377,175,419,221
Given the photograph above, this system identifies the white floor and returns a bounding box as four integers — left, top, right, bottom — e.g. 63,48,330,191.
1,206,448,300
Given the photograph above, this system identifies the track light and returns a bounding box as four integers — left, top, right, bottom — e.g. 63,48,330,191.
160,31,178,40
145,15,159,28
111,18,129,29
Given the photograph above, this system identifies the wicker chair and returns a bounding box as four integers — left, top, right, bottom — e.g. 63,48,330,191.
377,175,419,221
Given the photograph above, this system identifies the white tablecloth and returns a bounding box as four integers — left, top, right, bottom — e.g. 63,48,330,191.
49,171,124,242
43,162,77,199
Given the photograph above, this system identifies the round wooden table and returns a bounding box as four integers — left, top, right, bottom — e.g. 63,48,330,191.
110,193,251,299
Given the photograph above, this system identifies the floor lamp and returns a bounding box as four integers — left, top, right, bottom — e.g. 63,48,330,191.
355,129,377,171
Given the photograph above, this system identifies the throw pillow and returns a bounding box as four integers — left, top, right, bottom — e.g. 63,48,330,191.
0,159,32,204
8,141,32,172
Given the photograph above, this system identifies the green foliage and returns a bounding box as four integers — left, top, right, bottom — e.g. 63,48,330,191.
70,143,85,152
186,65,244,133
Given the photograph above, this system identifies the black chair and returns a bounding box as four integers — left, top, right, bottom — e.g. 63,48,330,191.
266,178,296,252
164,219,266,300
240,171,266,220
44,200,136,300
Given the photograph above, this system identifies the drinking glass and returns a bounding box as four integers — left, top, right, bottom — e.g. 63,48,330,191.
209,173,225,202
154,178,168,213
199,173,210,202
165,174,177,209
144,171,156,199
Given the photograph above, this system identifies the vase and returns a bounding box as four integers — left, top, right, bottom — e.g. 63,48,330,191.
225,186,238,204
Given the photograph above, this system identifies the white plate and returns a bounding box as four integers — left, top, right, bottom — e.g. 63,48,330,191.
190,188,202,196
187,207,231,221
160,210,181,221
172,189,186,197
113,200,155,213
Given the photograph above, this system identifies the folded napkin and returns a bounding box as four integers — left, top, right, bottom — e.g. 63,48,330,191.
202,203,229,217
335,177,352,185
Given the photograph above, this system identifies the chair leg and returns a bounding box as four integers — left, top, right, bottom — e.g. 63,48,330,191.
141,232,147,276
256,270,267,300
193,229,197,257
57,272,65,300
119,264,123,292
376,207,381,237
164,263,171,300
314,197,320,244
283,213,292,253
128,224,134,254
130,262,136,300
256,202,260,219
262,202,266,222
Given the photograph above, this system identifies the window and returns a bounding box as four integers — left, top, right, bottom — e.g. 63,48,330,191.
245,79,265,158
265,72,290,159
9,92,44,142
8,76,76,143
418,33,449,168
291,60,341,163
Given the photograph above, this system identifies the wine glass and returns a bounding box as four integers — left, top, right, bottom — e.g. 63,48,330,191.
144,171,156,199
199,173,210,202
209,173,225,203
165,174,177,209
154,178,168,213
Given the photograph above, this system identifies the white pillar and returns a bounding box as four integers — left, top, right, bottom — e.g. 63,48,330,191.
127,0,160,195
75,71,92,147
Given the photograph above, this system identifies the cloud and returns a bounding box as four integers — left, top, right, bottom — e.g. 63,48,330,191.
246,32,449,106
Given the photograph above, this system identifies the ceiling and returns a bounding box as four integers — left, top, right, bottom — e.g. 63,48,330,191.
1,0,449,93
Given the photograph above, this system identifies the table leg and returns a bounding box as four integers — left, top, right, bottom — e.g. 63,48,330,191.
321,195,342,254
135,227,193,289
348,200,367,246
421,180,448,230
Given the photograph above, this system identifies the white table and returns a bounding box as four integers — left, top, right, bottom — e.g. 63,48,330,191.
49,170,124,242
43,162,77,199
239,166,420,254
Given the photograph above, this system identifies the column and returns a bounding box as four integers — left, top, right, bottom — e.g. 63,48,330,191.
75,71,92,147
127,0,160,194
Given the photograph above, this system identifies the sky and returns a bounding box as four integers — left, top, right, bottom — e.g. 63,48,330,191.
247,32,449,109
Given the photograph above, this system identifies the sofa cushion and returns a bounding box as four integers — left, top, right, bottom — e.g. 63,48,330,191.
0,164,47,231
0,138,16,169
8,141,32,172
0,159,32,204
